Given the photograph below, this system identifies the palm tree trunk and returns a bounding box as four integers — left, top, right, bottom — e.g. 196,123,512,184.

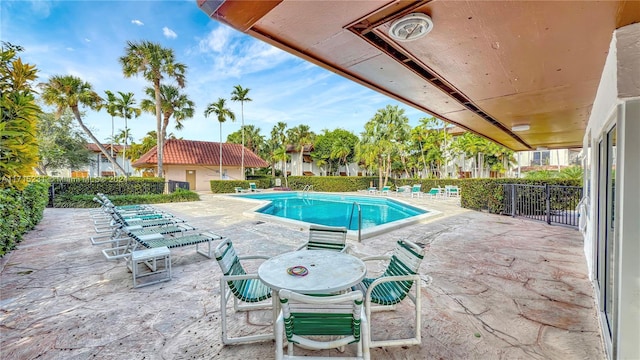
299,149,303,176
154,79,163,178
240,102,245,180
71,107,126,175
219,122,223,180
123,117,128,178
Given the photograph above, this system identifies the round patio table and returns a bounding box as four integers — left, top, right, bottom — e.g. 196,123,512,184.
258,250,366,294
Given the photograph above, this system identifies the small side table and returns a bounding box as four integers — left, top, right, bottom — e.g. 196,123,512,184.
131,246,172,288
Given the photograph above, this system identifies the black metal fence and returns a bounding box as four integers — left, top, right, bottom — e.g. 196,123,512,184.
502,184,583,227
168,180,190,193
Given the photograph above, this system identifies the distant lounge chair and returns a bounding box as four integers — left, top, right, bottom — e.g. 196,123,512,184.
368,186,377,194
410,184,423,198
395,185,411,197
427,187,443,199
296,225,348,253
249,182,263,192
445,185,460,197
379,185,391,196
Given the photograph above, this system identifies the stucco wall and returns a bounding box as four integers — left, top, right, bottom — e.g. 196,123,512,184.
584,22,640,360
164,165,242,191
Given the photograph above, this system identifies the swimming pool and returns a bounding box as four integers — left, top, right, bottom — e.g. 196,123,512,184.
237,192,440,239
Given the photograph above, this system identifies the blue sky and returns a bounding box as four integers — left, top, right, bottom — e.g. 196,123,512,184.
1,0,428,145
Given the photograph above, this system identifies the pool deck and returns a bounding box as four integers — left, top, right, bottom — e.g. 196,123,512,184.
0,192,605,359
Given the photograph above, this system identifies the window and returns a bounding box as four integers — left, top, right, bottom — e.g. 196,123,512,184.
531,151,550,166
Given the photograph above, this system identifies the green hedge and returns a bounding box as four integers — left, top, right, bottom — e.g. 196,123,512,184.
458,178,582,214
0,181,49,256
49,177,165,197
53,188,200,208
210,178,272,193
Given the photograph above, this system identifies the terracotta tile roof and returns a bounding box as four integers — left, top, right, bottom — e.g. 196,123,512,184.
87,143,123,153
132,139,269,168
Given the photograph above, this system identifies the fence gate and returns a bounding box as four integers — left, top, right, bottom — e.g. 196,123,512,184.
502,184,583,227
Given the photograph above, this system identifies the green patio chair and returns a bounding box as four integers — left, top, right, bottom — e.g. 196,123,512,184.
275,288,370,359
379,185,391,196
446,185,460,197
410,184,423,198
353,240,424,349
296,224,348,253
249,182,263,192
427,187,442,198
214,239,273,345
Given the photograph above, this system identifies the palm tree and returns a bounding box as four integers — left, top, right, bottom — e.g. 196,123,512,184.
40,75,126,175
115,92,141,176
104,90,119,163
120,40,187,178
230,85,252,179
331,141,352,176
269,122,288,177
359,105,410,187
287,124,313,176
204,98,235,179
140,84,194,148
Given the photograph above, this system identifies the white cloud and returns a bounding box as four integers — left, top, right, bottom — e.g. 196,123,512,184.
84,38,91,43
198,25,233,53
66,47,74,51
163,27,177,39
131,19,144,26
29,0,52,18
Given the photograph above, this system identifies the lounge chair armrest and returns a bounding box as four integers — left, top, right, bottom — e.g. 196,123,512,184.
222,273,261,281
178,223,197,232
199,231,223,239
237,255,271,261
360,255,391,262
364,274,422,302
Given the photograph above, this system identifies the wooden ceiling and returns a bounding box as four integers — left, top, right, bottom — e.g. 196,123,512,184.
198,0,640,150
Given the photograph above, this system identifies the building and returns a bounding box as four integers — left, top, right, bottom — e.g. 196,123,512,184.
56,143,132,178
199,2,639,358
280,144,364,177
132,139,268,190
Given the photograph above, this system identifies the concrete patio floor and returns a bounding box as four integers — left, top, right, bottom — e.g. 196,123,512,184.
0,192,605,359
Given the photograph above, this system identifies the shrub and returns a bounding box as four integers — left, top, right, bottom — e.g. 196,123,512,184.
49,177,165,199
0,180,50,256
53,188,200,208
210,178,271,193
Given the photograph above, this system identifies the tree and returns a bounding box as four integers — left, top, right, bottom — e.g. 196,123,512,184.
230,85,252,179
40,75,126,175
110,91,141,176
357,105,410,187
35,110,90,176
330,129,358,176
104,90,119,163
1,42,40,183
140,84,193,148
286,124,314,176
312,128,358,176
268,122,288,177
227,124,265,168
204,98,235,179
120,41,187,178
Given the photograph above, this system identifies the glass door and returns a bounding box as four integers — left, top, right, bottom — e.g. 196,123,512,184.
603,125,617,338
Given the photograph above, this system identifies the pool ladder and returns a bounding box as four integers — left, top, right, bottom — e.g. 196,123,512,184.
302,184,313,195
348,202,362,242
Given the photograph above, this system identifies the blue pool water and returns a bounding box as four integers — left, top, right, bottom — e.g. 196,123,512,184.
240,192,427,230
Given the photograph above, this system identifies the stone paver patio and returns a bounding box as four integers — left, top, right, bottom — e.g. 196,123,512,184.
0,192,604,359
